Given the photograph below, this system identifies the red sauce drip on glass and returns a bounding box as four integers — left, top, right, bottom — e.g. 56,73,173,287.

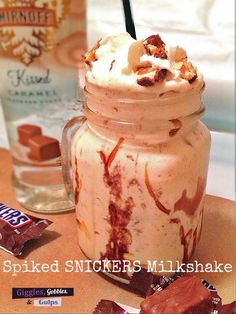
145,163,170,215
174,176,206,216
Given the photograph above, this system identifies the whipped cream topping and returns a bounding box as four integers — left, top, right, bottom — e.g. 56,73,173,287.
85,33,204,97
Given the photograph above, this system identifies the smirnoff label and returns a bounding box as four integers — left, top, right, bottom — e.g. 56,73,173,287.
0,7,57,27
0,0,86,166
0,0,71,65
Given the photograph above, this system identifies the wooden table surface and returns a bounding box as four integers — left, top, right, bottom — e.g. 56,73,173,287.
0,148,235,313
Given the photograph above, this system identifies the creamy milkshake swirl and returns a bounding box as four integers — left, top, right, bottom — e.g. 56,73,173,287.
84,33,205,123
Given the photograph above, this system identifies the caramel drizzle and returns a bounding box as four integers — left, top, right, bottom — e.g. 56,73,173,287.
170,218,199,262
109,59,115,71
98,137,124,176
179,225,199,263
169,218,180,224
74,156,81,205
174,176,206,216
98,138,134,276
179,225,192,263
169,119,182,137
197,209,204,243
144,163,171,215
85,39,101,66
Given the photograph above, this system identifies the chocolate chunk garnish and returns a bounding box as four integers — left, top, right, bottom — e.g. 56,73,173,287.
137,77,155,87
17,124,42,146
28,135,60,161
154,69,167,82
188,73,198,84
137,68,168,86
146,34,165,47
0,202,52,256
144,34,167,59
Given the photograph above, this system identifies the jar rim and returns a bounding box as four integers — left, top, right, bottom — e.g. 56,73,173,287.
83,81,205,105
83,102,205,125
77,80,206,129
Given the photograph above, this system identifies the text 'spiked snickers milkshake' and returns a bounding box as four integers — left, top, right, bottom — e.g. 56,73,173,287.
71,33,211,280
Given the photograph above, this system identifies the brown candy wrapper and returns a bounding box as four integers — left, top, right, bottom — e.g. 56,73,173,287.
0,202,52,256
129,267,181,296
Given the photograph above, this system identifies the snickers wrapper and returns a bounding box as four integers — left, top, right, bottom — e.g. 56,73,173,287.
0,202,52,256
130,269,222,312
93,270,235,314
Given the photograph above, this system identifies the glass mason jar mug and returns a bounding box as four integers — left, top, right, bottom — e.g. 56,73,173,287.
61,84,211,282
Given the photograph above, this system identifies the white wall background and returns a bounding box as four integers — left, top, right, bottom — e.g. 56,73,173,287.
87,0,235,132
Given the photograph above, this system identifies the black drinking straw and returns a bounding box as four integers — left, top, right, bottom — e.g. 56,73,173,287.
122,0,136,39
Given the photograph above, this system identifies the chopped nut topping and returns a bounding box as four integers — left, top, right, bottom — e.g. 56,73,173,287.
145,34,165,47
137,66,154,75
169,46,187,64
179,61,197,83
175,46,187,62
85,40,101,65
172,61,184,71
137,67,168,86
168,46,197,82
136,67,156,86
143,34,167,59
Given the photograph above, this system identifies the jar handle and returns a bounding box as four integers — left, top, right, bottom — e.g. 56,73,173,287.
61,115,86,202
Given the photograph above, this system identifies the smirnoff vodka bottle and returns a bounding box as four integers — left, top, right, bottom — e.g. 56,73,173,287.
0,0,86,213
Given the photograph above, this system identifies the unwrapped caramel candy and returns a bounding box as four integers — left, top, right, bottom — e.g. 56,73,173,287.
28,135,60,161
17,124,42,146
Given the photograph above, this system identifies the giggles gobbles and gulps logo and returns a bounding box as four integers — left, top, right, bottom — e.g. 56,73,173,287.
0,0,70,65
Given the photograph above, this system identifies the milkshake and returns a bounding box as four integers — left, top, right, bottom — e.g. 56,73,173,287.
69,33,211,279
